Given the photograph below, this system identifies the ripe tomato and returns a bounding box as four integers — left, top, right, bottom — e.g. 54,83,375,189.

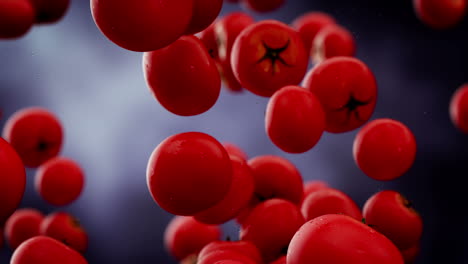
0,138,26,225
143,35,221,116
266,85,325,153
287,214,404,264
147,132,232,215
231,20,308,97
312,24,356,64
40,212,88,253
413,0,467,29
5,209,44,250
303,57,377,133
353,118,417,181
450,83,468,133
0,0,34,39
29,0,70,23
185,0,223,35
90,0,193,51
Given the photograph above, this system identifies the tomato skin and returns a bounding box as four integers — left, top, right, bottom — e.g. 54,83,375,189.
247,155,303,205
240,199,305,262
301,187,362,221
35,157,85,206
223,142,248,161
450,84,468,133
0,138,26,225
147,132,232,216
353,119,417,181
401,243,420,264
303,57,377,133
40,212,88,253
5,209,44,250
0,0,34,39
143,35,221,116
302,180,329,198
269,255,286,264
185,0,223,35
195,155,255,225
363,191,423,251
164,216,221,261
28,0,70,23
242,0,284,13
287,214,404,264
312,24,356,64
291,12,336,58
10,236,88,264
413,0,467,29
90,0,194,52
198,240,263,264
2,107,63,168
231,20,308,97
266,85,325,153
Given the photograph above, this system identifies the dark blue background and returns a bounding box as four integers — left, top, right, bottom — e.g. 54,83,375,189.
1,0,468,263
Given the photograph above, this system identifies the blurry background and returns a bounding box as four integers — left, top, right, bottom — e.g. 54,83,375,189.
1,0,468,263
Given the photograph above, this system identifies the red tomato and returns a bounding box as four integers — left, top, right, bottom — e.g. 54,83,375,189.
312,24,356,64
147,132,232,215
2,107,63,168
363,190,423,250
266,85,325,153
198,240,263,264
185,0,223,35
450,84,468,133
401,243,420,264
413,0,467,29
199,23,219,60
302,180,329,198
164,216,221,261
0,0,34,39
28,0,70,23
242,0,284,12
223,142,248,161
0,138,26,225
301,187,362,221
195,155,255,225
353,118,417,181
143,35,221,116
240,199,305,262
287,214,404,264
35,157,85,206
231,20,308,97
270,255,286,264
303,57,377,133
40,212,88,253
5,208,44,250
215,12,255,92
90,0,193,52
248,155,303,205
291,12,336,58
11,236,88,264
199,251,258,264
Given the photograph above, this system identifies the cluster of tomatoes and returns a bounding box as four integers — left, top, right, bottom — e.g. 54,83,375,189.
0,0,69,39
1,0,468,263
0,108,87,263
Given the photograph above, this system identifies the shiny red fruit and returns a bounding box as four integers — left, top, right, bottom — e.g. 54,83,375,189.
0,0,34,39
363,190,423,250
5,208,44,250
35,157,85,206
353,119,417,181
0,138,26,225
198,240,263,264
287,214,404,264
302,180,329,198
266,85,325,153
248,155,303,205
40,212,88,253
223,142,248,161
147,132,232,215
303,57,377,133
2,107,63,168
291,12,336,58
270,255,286,264
301,187,362,221
401,243,420,264
143,36,221,116
199,23,219,60
90,0,193,52
413,0,467,29
195,155,255,225
29,0,70,23
242,0,284,12
312,24,356,64
11,236,88,264
164,216,221,261
231,20,308,97
450,84,468,133
185,0,223,35
240,199,305,262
